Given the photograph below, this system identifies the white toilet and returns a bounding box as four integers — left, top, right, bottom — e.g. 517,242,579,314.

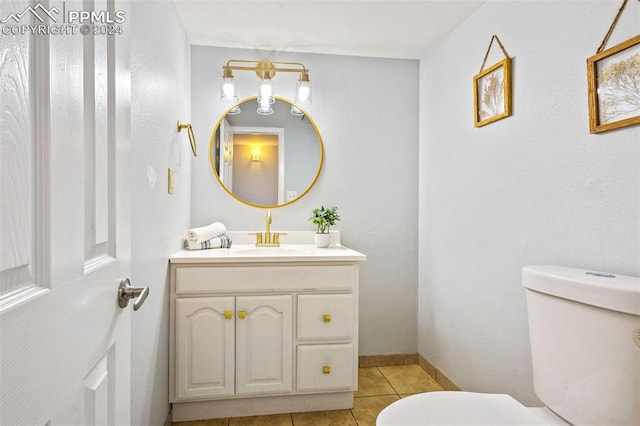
377,265,640,425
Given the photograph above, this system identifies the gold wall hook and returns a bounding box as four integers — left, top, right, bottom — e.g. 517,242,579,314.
177,121,198,157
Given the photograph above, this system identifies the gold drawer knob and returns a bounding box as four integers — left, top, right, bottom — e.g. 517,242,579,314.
238,311,246,319
224,311,232,319
322,365,331,374
323,314,331,323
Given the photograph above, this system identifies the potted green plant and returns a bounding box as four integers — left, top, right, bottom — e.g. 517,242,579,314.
309,205,340,247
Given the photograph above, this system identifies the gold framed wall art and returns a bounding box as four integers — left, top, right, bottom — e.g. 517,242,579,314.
587,34,640,133
473,58,512,127
473,35,512,127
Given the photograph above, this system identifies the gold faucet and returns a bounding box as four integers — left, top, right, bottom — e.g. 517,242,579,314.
265,209,272,244
250,209,285,247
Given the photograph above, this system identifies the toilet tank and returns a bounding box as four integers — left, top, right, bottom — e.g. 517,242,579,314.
522,265,640,425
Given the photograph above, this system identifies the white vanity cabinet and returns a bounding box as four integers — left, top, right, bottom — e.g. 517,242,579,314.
169,243,365,422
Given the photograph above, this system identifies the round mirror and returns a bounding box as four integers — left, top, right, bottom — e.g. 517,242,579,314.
209,96,324,208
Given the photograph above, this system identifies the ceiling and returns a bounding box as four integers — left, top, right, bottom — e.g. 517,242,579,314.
174,1,485,60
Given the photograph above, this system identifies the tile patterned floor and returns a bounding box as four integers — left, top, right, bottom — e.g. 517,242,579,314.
173,364,445,426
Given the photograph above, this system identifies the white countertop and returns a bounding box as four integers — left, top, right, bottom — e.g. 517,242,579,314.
171,231,366,264
170,244,366,264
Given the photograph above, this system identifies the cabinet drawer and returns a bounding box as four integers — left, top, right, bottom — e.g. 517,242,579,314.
297,344,354,391
297,294,353,340
176,265,355,294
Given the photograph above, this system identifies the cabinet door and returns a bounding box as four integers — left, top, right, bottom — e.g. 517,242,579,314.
236,295,293,395
175,297,235,400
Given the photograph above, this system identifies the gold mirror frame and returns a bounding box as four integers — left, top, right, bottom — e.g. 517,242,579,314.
209,96,324,209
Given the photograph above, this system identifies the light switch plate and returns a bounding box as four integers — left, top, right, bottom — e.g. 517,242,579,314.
168,168,175,194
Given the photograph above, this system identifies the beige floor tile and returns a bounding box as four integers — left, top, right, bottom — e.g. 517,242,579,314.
351,395,399,426
378,364,443,394
354,368,396,397
399,393,435,399
173,419,229,426
291,409,356,425
399,390,446,399
229,413,292,426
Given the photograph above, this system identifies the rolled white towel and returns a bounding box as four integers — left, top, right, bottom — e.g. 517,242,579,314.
184,234,232,251
187,222,227,244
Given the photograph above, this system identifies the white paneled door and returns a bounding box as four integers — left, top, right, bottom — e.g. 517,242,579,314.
0,0,133,424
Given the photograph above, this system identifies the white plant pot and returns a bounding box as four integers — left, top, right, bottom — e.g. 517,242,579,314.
314,233,331,248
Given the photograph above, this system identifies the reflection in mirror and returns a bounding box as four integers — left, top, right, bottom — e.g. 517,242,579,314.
210,97,324,208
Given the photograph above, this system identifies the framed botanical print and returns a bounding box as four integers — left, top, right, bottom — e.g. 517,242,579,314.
587,34,640,133
473,57,512,127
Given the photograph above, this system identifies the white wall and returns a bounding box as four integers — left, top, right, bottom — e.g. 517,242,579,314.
130,1,191,424
418,0,640,405
191,47,420,355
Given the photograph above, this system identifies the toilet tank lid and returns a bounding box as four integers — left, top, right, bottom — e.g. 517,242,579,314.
522,265,640,315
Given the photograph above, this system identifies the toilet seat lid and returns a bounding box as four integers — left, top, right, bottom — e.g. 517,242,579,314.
377,391,548,425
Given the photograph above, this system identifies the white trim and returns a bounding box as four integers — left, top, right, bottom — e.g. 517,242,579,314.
0,285,49,313
35,15,51,290
84,254,116,275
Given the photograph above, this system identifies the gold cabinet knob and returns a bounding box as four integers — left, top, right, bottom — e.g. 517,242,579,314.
323,314,331,323
322,365,331,374
224,310,233,319
238,310,246,319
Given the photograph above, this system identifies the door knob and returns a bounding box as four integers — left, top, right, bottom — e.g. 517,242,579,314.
118,278,149,311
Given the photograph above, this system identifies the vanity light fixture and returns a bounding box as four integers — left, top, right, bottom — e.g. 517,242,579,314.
295,70,311,104
220,59,312,116
290,105,304,117
290,69,312,116
220,67,238,103
250,149,261,162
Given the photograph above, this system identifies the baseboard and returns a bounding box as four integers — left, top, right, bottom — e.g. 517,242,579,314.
417,353,462,391
358,353,418,368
